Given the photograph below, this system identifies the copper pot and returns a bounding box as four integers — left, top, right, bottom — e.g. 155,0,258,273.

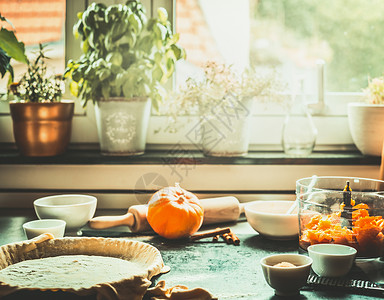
9,100,75,156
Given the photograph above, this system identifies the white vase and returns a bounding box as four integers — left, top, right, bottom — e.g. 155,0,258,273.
198,96,254,157
94,97,151,156
347,103,384,156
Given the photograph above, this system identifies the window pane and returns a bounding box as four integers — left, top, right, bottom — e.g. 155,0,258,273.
176,0,251,84
176,0,383,93
0,0,65,90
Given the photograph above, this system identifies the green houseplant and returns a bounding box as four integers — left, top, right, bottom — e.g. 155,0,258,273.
65,1,185,155
8,45,74,157
0,14,74,157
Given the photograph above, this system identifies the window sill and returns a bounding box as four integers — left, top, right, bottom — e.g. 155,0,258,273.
0,148,380,209
0,148,380,165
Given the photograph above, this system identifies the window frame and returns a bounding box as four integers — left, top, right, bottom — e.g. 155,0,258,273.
0,0,360,151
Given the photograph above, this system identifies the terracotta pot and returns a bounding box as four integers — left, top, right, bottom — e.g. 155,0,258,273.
9,100,74,156
347,103,384,156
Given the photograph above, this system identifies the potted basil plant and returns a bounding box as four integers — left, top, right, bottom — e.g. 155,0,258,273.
65,1,185,155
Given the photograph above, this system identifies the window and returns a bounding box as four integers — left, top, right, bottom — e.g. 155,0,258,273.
0,0,66,91
0,0,374,150
176,0,382,94
172,0,374,150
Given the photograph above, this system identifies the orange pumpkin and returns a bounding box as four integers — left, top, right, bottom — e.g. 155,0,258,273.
147,183,204,239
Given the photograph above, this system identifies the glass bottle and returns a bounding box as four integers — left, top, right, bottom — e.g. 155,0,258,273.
282,79,318,156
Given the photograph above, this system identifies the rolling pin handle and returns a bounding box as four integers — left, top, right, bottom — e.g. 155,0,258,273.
239,203,245,214
128,205,153,233
88,213,135,229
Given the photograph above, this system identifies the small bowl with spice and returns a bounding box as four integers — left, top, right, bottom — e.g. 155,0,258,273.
260,253,312,296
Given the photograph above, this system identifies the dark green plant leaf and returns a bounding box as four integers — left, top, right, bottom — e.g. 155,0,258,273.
171,44,186,60
106,52,123,66
101,81,110,99
128,13,142,33
0,28,27,64
0,13,7,22
71,68,83,82
0,13,15,28
98,69,111,81
166,58,174,78
0,47,11,78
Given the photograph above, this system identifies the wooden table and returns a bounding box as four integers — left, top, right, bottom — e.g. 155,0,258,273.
0,208,383,299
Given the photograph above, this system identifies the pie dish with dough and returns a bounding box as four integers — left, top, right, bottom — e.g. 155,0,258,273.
0,234,170,300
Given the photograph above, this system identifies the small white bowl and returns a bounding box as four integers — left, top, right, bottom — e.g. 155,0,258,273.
34,194,97,231
244,200,299,240
23,219,66,239
308,244,357,277
260,253,312,296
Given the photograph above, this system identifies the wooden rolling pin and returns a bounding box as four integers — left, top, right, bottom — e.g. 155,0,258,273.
89,196,245,232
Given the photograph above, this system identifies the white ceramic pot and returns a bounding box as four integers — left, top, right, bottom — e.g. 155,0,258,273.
347,103,384,156
198,96,254,157
94,97,151,156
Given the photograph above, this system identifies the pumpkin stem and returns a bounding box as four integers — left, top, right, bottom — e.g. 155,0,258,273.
175,182,183,196
177,194,186,204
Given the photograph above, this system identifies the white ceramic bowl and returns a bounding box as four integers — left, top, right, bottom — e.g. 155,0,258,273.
34,194,97,231
23,219,66,239
244,200,299,240
260,253,313,296
308,244,357,277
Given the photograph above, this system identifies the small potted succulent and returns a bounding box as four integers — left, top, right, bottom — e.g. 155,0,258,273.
64,0,185,155
164,61,281,156
348,76,384,156
8,44,74,157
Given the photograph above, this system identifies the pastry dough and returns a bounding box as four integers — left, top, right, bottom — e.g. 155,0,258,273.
0,236,169,300
0,255,147,289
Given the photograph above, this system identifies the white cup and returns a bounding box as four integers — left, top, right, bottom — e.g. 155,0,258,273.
23,219,66,239
308,244,357,277
260,253,313,296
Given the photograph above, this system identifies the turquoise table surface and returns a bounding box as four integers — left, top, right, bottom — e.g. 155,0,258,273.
0,208,383,300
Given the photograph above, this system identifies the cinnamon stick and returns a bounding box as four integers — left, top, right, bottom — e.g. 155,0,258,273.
222,232,233,244
230,232,240,246
190,227,230,241
220,231,240,245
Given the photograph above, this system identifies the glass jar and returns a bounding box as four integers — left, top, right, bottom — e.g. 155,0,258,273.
296,176,384,258
282,79,317,157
